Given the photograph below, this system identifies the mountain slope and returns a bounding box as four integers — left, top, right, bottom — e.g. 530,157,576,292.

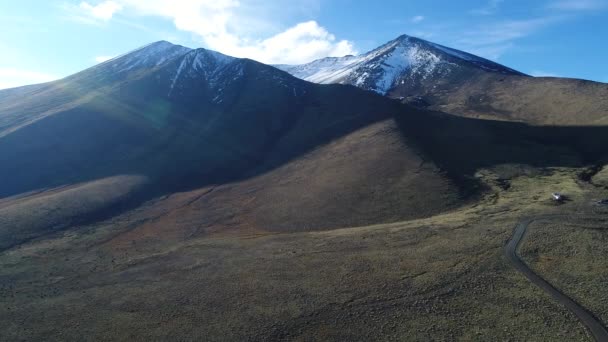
3,40,608,249
4,40,608,341
280,34,608,125
402,72,608,125
0,44,311,197
0,41,469,249
276,34,523,95
0,41,192,138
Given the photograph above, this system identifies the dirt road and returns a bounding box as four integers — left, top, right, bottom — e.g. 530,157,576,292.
506,218,608,342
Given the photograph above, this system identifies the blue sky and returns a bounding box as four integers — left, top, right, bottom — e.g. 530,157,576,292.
1,0,607,89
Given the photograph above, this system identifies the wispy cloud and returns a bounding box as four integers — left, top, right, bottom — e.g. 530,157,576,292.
466,43,514,60
411,0,603,62
411,15,425,24
458,17,560,46
452,16,561,59
62,0,356,64
530,70,561,77
470,0,504,15
61,1,122,25
409,30,435,39
79,1,122,20
0,68,58,90
548,0,607,11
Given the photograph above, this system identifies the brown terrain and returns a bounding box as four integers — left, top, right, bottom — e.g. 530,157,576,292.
391,72,608,125
1,41,608,341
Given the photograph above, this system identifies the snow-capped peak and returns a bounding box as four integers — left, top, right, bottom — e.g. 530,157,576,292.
276,34,523,95
92,41,192,75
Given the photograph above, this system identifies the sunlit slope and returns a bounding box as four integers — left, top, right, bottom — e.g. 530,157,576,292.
393,73,608,125
279,34,608,126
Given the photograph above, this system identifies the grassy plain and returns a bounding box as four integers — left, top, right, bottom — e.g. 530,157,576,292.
1,164,606,341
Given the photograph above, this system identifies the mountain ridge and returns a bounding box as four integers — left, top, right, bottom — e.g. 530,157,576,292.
278,34,608,125
4,35,608,342
0,39,475,249
276,34,525,95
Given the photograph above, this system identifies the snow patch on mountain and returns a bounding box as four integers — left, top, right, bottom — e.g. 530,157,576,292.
96,41,192,75
167,48,241,98
374,45,412,93
276,36,452,94
277,35,523,94
276,56,359,84
168,57,189,94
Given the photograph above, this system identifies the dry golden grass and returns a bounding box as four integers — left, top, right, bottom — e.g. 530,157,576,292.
0,165,604,341
0,175,147,251
520,189,608,328
398,73,608,125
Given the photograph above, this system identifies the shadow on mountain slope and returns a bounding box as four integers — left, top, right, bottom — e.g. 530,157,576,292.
4,86,608,251
0,79,419,249
84,112,608,251
3,46,608,249
393,109,608,183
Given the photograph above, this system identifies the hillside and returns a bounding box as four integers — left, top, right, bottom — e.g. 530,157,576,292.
92,110,608,253
2,40,608,341
0,42,470,250
2,40,608,248
394,72,608,125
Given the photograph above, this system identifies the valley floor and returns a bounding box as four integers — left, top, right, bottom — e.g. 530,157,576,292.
1,166,607,341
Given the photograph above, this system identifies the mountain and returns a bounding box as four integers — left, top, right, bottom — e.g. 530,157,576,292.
0,41,191,139
418,72,608,125
276,34,524,95
279,34,608,125
0,41,325,198
2,40,608,250
3,40,608,249
4,40,608,341
0,41,468,249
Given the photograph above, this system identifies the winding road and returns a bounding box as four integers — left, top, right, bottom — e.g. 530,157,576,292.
506,218,608,342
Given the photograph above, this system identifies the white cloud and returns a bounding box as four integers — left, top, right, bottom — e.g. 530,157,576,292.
467,43,514,60
79,1,123,21
73,0,356,64
209,20,356,64
62,1,123,25
94,56,115,63
461,17,558,46
410,30,435,39
530,70,561,77
0,68,58,90
548,0,607,10
411,15,425,24
470,0,504,15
